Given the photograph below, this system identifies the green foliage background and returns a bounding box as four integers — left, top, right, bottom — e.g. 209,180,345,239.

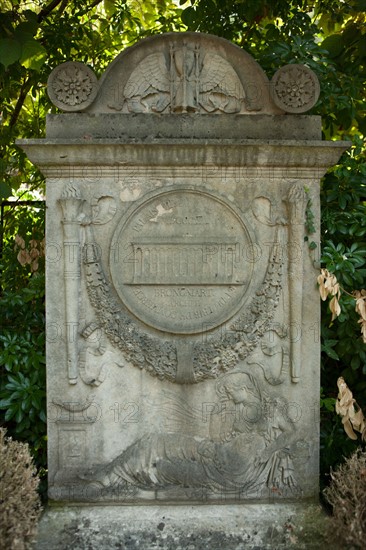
1,0,365,495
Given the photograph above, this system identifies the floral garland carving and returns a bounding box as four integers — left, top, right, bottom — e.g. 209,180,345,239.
83,241,177,382
192,238,283,381
83,232,283,383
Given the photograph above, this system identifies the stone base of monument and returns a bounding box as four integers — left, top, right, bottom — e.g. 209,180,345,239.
33,502,329,549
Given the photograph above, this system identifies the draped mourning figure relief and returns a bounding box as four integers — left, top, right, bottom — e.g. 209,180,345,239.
79,366,307,500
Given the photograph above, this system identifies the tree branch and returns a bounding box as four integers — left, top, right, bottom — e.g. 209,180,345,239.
89,0,104,9
10,0,70,128
9,78,33,128
38,0,64,23
58,0,69,17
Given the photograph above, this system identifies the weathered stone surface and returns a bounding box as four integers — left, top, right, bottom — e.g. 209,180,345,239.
18,129,347,502
86,32,281,115
45,113,322,140
270,64,320,114
47,61,99,112
33,503,331,549
19,31,349,544
46,32,323,119
17,139,347,169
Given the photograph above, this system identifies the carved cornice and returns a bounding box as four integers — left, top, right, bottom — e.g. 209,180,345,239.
16,140,351,177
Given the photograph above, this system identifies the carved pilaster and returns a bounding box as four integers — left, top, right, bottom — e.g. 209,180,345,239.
286,183,308,383
59,183,85,384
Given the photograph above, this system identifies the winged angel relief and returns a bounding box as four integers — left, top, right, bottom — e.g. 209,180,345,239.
110,45,245,114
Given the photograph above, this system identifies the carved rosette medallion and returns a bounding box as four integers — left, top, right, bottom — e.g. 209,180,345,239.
110,188,253,335
270,64,320,113
47,61,98,112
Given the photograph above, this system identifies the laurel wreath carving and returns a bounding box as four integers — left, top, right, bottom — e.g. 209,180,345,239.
83,222,283,384
192,238,283,381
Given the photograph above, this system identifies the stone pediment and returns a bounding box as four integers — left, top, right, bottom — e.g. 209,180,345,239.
47,32,318,116
96,32,278,114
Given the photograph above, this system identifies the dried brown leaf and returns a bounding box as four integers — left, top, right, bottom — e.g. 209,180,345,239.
17,249,30,266
336,396,355,417
336,377,366,440
329,295,341,321
31,260,39,272
353,289,366,299
331,282,341,299
336,378,355,416
14,234,25,249
319,285,328,301
343,418,358,440
317,270,325,284
351,408,365,432
14,235,21,246
355,295,366,321
318,269,341,304
30,248,39,259
359,319,366,344
317,271,328,301
362,427,366,442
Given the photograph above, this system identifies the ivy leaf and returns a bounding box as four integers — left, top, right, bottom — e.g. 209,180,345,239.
20,39,47,71
0,38,22,69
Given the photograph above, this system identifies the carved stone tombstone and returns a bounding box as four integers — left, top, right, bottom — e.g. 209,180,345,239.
19,33,349,547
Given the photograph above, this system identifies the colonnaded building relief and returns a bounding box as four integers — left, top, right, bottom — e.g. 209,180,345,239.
18,32,349,505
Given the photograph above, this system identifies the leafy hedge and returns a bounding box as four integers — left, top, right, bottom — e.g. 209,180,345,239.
0,202,47,493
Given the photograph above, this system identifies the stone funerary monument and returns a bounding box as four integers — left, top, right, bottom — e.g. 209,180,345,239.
19,32,349,547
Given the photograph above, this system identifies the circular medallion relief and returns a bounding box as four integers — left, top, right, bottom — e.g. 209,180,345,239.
110,188,253,334
47,61,98,112
270,64,320,113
